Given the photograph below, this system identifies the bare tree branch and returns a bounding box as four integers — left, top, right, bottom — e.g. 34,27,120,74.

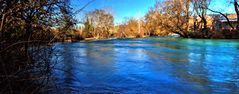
74,0,95,15
206,7,235,29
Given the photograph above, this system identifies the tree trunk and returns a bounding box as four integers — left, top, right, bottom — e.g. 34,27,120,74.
201,7,208,35
234,0,239,30
0,14,5,39
202,17,207,29
24,23,32,57
185,0,190,31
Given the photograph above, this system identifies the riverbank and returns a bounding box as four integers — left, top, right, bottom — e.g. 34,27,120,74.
83,35,150,41
58,29,239,43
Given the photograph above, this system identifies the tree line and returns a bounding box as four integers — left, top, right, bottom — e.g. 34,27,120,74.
79,0,239,39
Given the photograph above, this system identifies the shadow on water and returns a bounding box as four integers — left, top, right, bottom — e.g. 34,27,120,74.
49,37,239,93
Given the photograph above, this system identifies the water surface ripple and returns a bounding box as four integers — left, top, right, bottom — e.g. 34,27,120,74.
51,37,239,94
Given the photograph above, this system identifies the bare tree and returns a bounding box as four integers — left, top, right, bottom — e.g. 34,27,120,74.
192,0,211,32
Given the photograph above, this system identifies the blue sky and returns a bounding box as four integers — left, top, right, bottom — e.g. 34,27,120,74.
71,0,235,24
71,0,155,24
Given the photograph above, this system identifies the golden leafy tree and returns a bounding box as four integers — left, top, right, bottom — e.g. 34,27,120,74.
145,0,192,37
118,18,145,38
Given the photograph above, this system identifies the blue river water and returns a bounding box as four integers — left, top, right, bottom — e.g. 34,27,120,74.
50,37,239,94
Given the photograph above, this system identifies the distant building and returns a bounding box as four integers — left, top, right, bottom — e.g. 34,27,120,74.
212,14,238,30
187,14,238,31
